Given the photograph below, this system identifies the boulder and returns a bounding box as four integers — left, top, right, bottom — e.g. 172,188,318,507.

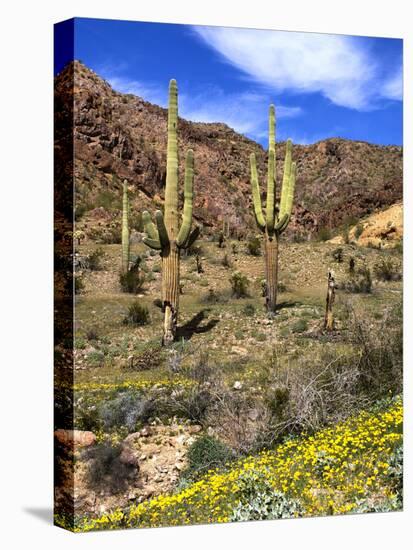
54,429,96,449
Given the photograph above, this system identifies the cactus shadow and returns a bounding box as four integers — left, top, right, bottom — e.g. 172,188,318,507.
176,309,220,341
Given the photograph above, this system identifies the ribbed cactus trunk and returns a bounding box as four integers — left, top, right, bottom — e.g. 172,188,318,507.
162,243,180,344
162,80,180,345
142,79,198,345
264,233,279,312
324,270,335,331
121,179,130,274
250,105,297,315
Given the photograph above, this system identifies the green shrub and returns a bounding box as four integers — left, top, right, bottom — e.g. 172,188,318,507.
246,235,261,256
100,391,154,432
373,258,402,282
242,304,256,317
230,271,249,298
342,266,372,293
315,227,332,242
331,247,343,263
119,257,145,294
230,470,305,521
123,301,150,326
86,327,99,341
200,288,228,304
354,224,364,239
86,350,105,367
184,435,232,480
99,226,122,244
74,275,84,294
387,444,403,497
291,319,308,333
87,247,105,271
74,336,86,350
277,282,287,293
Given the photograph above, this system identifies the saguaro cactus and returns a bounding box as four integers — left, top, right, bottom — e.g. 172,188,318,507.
324,270,336,331
121,179,130,274
250,104,297,313
142,80,199,344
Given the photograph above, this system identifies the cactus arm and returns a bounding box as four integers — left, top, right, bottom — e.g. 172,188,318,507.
143,236,162,250
279,139,292,218
285,162,296,218
250,153,266,230
274,213,289,232
164,79,179,240
142,210,159,241
276,163,296,234
266,105,276,231
177,149,194,247
181,225,200,249
155,210,170,249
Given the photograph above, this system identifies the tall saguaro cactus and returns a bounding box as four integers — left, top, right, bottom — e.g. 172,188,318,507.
121,179,130,274
250,105,297,314
142,80,199,345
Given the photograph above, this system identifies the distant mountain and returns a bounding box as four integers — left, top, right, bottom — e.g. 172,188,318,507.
55,61,403,238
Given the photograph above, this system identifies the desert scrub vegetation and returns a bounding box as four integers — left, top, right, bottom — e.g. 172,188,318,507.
119,257,145,294
246,235,261,256
123,301,150,326
69,397,402,531
341,265,372,293
87,247,105,271
83,440,136,494
373,257,402,282
229,271,249,298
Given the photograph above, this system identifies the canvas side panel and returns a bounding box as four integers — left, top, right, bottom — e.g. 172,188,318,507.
54,18,75,532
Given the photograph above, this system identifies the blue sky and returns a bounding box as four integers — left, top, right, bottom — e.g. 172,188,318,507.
55,18,403,146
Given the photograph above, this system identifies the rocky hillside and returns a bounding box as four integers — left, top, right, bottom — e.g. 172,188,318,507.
55,61,403,238
330,202,403,248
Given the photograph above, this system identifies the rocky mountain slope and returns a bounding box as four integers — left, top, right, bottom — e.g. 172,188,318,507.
55,61,403,238
330,202,403,248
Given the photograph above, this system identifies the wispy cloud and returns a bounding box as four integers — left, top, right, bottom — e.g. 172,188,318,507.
381,67,403,101
180,88,302,138
100,71,167,107
193,26,402,111
98,66,302,141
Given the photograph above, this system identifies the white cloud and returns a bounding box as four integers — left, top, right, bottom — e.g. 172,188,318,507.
103,75,167,107
99,66,302,141
180,88,302,138
381,67,403,100
193,26,400,110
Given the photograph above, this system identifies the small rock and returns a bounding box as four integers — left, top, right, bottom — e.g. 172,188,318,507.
189,425,202,434
233,381,243,390
119,446,140,467
140,426,152,437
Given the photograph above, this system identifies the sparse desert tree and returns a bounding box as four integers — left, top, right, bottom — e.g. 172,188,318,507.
142,80,199,345
249,105,297,314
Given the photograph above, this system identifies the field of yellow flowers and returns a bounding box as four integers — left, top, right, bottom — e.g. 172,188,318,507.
60,396,402,532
